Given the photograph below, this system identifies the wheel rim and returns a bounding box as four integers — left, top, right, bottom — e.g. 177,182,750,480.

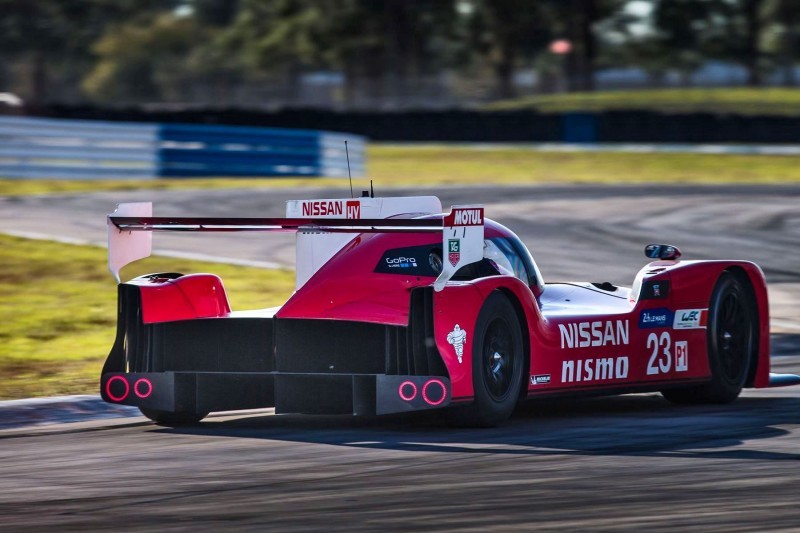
715,289,750,384
482,317,516,401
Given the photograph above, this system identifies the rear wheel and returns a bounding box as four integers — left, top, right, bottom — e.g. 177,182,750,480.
453,292,524,427
662,272,755,404
139,408,208,426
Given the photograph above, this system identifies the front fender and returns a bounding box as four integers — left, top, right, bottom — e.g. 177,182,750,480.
642,260,770,388
670,260,770,388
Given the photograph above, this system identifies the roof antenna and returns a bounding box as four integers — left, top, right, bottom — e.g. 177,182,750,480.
370,179,374,198
345,140,354,198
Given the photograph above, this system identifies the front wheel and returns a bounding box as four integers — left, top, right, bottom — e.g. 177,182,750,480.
453,291,525,427
662,272,755,404
139,408,208,426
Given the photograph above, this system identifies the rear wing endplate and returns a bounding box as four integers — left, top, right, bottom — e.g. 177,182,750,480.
107,202,484,291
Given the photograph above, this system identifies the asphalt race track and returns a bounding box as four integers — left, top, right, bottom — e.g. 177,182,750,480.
1,183,799,530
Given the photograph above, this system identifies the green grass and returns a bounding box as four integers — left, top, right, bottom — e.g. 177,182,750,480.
486,87,800,115
1,144,800,196
370,145,800,185
0,234,295,400
0,175,358,197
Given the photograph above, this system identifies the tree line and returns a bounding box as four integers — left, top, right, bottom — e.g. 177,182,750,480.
0,0,798,108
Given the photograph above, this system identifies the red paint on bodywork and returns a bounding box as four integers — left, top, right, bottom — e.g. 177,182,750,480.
432,283,482,399
277,219,527,325
433,276,542,401
277,232,441,325
666,260,770,388
130,274,231,324
120,212,772,404
432,258,771,403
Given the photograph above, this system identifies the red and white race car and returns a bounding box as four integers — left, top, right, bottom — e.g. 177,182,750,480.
101,195,800,426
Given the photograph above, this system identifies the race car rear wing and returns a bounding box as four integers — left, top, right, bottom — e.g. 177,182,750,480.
107,199,484,292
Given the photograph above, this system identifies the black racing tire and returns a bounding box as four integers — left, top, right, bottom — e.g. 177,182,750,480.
662,272,756,405
139,408,208,426
452,291,525,427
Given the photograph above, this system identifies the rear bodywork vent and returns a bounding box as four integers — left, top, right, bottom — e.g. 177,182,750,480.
103,284,272,375
275,319,388,374
396,287,447,377
103,283,451,416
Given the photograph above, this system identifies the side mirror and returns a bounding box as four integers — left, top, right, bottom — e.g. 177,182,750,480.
645,244,682,260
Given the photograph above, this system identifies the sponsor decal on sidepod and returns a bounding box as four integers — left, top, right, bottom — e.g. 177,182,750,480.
446,325,467,364
385,256,417,269
673,309,707,330
639,308,674,329
530,374,551,385
562,357,630,383
559,320,629,349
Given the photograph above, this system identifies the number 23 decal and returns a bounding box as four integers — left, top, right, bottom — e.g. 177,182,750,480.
647,332,689,375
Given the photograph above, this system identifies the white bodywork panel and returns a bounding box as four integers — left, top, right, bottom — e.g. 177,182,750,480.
433,206,485,291
106,197,489,293
540,283,633,317
108,202,152,282
287,196,442,289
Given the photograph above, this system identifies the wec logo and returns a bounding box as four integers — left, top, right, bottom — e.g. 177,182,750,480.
673,309,707,330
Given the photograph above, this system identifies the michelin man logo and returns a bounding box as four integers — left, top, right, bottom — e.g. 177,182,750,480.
447,324,467,363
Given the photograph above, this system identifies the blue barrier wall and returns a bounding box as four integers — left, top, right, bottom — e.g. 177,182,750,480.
159,123,365,177
0,117,366,179
562,113,597,143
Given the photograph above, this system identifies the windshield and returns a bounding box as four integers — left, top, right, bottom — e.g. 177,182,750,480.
484,236,544,293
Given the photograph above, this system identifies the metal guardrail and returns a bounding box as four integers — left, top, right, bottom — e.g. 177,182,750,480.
0,116,366,179
0,116,158,179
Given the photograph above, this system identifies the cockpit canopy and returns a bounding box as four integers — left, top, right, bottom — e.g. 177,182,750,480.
428,219,544,294
477,220,544,294
365,217,544,295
